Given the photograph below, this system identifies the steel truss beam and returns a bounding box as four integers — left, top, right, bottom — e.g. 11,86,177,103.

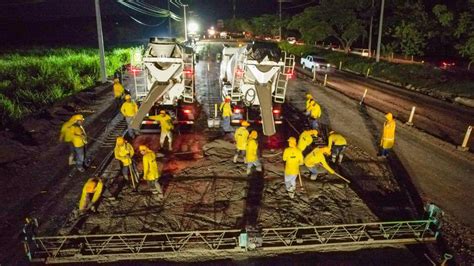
27,219,439,263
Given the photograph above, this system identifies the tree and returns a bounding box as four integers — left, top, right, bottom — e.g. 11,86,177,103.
454,2,474,69
393,21,426,57
251,14,281,36
288,0,369,52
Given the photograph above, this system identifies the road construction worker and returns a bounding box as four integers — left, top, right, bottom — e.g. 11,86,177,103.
297,129,318,152
304,146,335,180
139,145,163,197
70,114,87,172
220,96,233,133
246,130,262,174
328,131,347,163
379,112,396,157
283,137,304,198
113,78,125,109
79,177,103,212
307,100,322,129
120,95,138,138
234,120,250,163
59,116,76,165
305,93,313,110
114,136,135,180
149,110,174,151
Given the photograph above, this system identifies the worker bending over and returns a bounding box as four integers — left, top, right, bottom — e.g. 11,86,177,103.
297,129,318,153
114,137,135,181
246,130,262,175
59,116,76,165
149,110,174,151
220,96,234,134
304,146,335,180
305,93,313,111
234,120,250,163
120,95,138,139
283,137,304,198
70,114,87,172
139,145,163,198
113,78,125,110
328,131,347,163
79,177,103,212
379,112,396,158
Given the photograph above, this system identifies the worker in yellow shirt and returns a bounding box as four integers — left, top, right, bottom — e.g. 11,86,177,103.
234,120,250,163
113,78,125,110
307,100,322,129
379,112,396,158
120,95,138,138
59,116,76,165
79,177,103,212
304,146,335,181
220,96,233,133
328,131,347,163
149,110,174,151
305,93,313,111
283,137,304,198
297,129,318,153
246,130,261,175
70,114,87,172
139,145,163,198
114,136,135,181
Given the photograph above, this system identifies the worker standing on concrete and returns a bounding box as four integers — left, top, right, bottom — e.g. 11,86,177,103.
328,131,348,163
307,100,322,129
70,114,87,172
149,110,174,151
113,78,125,110
139,145,163,198
120,95,138,139
283,137,304,198
304,146,335,180
114,136,135,181
246,130,262,175
379,112,396,158
79,177,103,212
297,129,318,153
59,116,75,165
220,96,234,134
234,120,250,163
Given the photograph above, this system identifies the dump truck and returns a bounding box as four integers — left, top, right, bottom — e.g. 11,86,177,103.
219,42,295,136
130,37,198,132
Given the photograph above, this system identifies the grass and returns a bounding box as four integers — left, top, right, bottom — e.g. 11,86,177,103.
0,47,131,128
279,42,474,98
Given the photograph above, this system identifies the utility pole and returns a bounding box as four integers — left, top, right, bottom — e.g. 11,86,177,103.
94,0,107,83
279,0,282,40
168,0,171,36
368,0,374,57
375,0,385,62
183,4,188,42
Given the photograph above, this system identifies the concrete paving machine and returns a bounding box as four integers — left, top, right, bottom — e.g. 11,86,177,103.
220,42,295,136
130,37,197,132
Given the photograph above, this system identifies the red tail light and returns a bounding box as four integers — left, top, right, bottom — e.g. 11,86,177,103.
184,69,193,75
273,109,281,114
234,108,242,114
183,109,192,114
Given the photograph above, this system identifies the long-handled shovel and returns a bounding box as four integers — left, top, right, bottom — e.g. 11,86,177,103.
333,172,351,183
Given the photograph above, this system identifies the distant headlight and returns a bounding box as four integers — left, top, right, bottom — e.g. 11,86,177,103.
315,63,320,67
327,63,330,67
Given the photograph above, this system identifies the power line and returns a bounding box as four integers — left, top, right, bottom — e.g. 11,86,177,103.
282,0,317,10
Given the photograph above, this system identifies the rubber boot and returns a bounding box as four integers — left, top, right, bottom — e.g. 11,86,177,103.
68,153,75,165
233,154,238,163
331,154,337,163
256,165,262,172
310,174,318,181
288,186,296,199
246,167,251,175
338,154,344,164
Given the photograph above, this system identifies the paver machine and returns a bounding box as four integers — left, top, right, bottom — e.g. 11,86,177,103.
219,41,295,136
130,37,197,132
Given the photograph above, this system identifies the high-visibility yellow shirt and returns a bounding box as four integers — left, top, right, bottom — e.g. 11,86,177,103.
59,119,74,143
234,127,249,151
304,148,335,174
309,102,322,119
114,142,135,166
143,151,159,181
246,138,258,163
149,114,174,133
297,130,315,151
283,146,304,175
220,102,232,117
71,125,86,148
328,133,347,150
79,178,103,210
113,83,124,98
381,119,396,149
120,101,138,118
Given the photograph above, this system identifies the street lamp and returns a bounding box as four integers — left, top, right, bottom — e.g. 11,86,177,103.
188,21,199,34
376,0,385,62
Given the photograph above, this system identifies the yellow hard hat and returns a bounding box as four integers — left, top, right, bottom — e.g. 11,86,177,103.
241,120,250,127
305,93,313,99
139,145,148,152
288,137,297,147
116,136,125,145
320,146,331,155
113,78,119,83
385,112,393,121
160,110,166,114
124,94,131,100
249,130,258,139
71,114,84,122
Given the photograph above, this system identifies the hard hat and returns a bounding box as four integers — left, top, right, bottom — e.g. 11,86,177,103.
249,130,258,139
116,136,125,145
287,137,297,147
124,95,131,100
71,114,84,122
113,78,119,83
385,112,393,121
225,96,231,99
241,120,250,127
305,93,313,99
320,146,331,155
329,130,335,135
139,145,148,152
160,110,166,115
